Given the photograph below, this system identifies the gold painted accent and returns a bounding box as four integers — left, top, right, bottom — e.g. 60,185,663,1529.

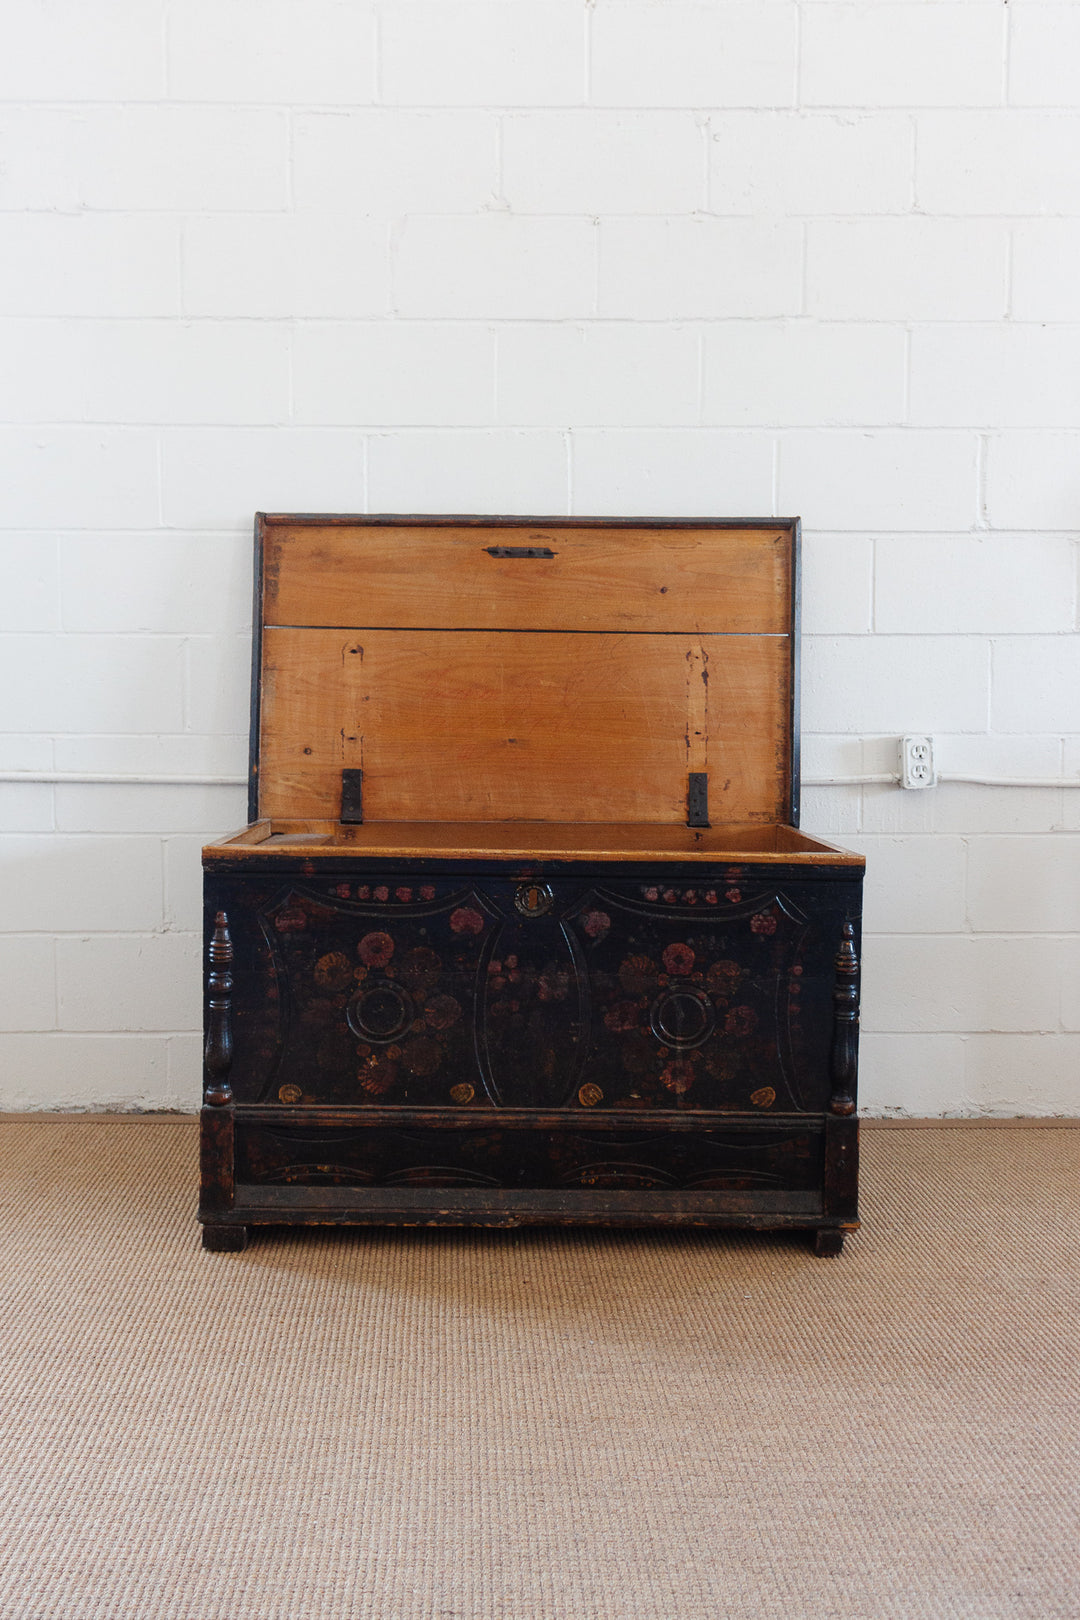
278,1084,303,1105
578,1082,604,1108
449,1083,475,1105
750,1086,776,1109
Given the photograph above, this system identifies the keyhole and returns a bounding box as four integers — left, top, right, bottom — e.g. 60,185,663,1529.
514,881,554,917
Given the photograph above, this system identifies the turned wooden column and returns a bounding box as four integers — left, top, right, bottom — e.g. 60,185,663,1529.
828,921,859,1118
203,910,234,1107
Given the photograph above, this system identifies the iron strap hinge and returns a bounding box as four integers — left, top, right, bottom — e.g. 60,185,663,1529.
341,769,364,824
687,772,710,828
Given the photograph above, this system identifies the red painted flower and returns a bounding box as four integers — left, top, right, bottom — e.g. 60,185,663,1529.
395,886,413,903
604,1001,640,1033
662,942,695,976
582,910,611,939
424,993,462,1030
660,1059,696,1095
663,889,677,904
398,945,441,992
419,885,436,901
750,911,778,936
643,887,659,902
704,890,718,905
373,885,389,902
706,958,741,997
334,883,351,899
618,954,656,996
358,930,394,967
726,888,742,903
725,1005,757,1037
450,906,485,935
357,886,371,900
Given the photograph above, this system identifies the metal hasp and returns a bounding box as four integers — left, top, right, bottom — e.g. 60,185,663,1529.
341,768,364,824
484,546,556,558
686,772,710,828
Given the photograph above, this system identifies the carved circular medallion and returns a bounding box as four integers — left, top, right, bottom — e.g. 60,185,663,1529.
578,1082,604,1108
649,986,715,1049
347,981,415,1044
514,881,554,918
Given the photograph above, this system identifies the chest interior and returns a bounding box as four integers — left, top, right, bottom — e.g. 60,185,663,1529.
207,515,852,865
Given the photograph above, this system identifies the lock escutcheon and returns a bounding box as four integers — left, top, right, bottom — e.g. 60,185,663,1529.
514,881,554,917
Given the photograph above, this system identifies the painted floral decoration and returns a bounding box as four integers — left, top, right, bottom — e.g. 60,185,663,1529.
424,993,462,1030
313,951,355,991
705,959,741,998
358,930,394,968
660,1058,695,1095
398,945,442,993
725,1005,757,1037
662,942,695,976
604,1001,640,1033
619,954,657,996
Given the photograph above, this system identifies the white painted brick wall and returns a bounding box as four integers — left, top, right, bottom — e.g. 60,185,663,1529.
1,0,1078,1117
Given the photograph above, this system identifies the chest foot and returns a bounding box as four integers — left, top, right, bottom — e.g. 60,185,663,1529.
202,1222,249,1253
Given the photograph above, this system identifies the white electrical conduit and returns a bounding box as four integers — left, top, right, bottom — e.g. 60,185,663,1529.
1,771,1079,788
0,772,247,785
804,773,1080,788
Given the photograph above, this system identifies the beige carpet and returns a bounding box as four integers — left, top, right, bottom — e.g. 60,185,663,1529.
0,1120,1077,1620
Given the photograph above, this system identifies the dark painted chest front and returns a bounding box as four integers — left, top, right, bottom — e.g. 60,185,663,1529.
201,517,864,1254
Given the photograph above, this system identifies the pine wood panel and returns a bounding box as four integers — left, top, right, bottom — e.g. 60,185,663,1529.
204,820,864,865
258,627,791,824
262,522,792,634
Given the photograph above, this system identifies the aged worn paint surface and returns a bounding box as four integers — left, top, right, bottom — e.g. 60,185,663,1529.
203,864,860,1207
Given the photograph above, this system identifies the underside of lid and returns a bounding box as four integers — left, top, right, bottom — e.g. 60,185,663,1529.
249,516,800,828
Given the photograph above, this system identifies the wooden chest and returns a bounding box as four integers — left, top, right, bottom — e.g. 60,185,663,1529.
200,516,864,1256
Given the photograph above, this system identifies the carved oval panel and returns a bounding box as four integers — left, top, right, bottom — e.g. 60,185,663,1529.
563,885,814,1111
259,883,495,1105
478,907,587,1108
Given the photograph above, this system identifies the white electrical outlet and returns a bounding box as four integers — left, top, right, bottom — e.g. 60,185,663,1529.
900,735,936,789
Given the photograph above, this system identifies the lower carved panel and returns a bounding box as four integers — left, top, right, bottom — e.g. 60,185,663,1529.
235,1118,824,1195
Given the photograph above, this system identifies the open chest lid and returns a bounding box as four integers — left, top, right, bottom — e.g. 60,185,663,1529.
248,515,801,830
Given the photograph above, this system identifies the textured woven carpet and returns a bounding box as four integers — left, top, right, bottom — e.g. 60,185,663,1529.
0,1120,1077,1620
